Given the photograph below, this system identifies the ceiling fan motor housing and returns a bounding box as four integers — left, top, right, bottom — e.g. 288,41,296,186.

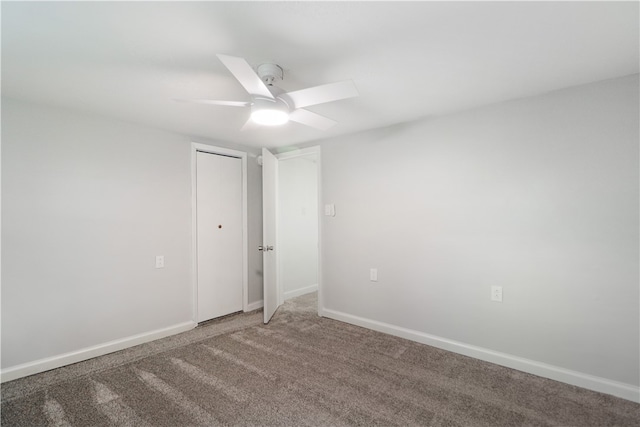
257,63,283,86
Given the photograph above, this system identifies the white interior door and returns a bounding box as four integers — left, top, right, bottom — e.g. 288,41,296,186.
196,151,243,322
262,148,280,323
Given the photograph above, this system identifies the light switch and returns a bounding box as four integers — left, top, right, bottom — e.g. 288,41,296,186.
370,268,378,282
491,286,502,302
155,255,165,269
324,204,336,217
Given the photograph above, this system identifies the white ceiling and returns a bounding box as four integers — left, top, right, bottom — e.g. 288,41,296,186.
2,1,638,149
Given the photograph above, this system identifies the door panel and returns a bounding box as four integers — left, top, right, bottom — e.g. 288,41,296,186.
196,152,243,322
262,148,279,323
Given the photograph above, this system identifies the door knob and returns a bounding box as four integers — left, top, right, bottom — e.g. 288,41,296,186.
258,245,274,252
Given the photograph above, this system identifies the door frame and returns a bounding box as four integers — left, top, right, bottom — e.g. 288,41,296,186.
191,143,249,323
274,146,323,317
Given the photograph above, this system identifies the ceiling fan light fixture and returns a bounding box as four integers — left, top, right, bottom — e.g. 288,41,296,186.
251,109,289,126
251,97,290,126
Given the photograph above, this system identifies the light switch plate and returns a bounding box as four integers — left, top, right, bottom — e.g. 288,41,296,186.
324,204,336,217
491,285,502,302
155,255,165,269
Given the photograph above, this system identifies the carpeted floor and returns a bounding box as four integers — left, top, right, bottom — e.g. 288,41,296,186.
2,292,639,426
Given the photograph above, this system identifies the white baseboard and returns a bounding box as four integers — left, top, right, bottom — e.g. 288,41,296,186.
284,284,318,300
322,308,639,403
245,300,264,312
1,321,196,383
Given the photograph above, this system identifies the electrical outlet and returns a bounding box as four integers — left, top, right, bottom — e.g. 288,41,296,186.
491,286,503,302
370,268,378,282
155,255,165,269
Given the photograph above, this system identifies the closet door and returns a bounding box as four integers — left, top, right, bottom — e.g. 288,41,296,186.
196,151,243,322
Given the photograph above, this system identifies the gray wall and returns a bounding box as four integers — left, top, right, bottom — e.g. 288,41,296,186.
319,75,639,386
1,98,263,369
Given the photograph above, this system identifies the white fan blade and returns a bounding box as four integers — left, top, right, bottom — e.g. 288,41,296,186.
217,54,274,100
240,117,260,132
173,99,250,107
289,109,337,130
281,80,358,109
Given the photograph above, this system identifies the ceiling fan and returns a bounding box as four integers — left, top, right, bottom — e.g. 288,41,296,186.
177,54,359,130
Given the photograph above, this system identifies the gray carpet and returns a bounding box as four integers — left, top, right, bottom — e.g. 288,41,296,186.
2,293,638,426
